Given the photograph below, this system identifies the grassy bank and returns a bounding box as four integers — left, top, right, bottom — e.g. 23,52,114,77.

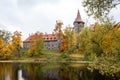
0,50,90,63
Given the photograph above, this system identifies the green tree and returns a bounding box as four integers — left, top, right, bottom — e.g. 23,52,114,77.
78,23,116,59
61,26,77,53
28,32,44,56
77,27,89,55
83,0,120,20
35,34,44,55
79,23,120,76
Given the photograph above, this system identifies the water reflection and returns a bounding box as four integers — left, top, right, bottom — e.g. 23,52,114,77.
0,62,116,80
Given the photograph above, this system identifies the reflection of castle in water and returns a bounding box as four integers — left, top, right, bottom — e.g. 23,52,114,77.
20,64,103,80
43,69,60,80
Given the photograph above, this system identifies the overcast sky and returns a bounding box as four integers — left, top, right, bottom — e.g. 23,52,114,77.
0,0,120,40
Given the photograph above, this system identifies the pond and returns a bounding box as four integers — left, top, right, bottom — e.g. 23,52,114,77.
0,62,116,80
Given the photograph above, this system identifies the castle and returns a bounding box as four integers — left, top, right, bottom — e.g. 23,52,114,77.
23,10,84,50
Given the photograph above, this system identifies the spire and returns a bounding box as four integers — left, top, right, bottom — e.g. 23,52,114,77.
75,10,83,22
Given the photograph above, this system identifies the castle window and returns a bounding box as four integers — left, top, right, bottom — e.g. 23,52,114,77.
52,44,54,47
48,44,50,47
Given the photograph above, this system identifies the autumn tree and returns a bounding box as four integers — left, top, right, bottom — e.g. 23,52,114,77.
54,20,63,39
54,20,63,49
60,26,77,53
78,23,116,58
79,22,120,76
12,31,22,57
35,36,44,55
0,37,5,57
77,27,89,55
60,35,68,52
0,30,13,59
28,32,44,56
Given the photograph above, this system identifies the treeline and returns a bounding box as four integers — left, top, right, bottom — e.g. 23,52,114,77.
51,21,120,58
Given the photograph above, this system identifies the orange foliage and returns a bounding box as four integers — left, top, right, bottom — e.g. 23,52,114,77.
60,35,68,51
0,37,13,58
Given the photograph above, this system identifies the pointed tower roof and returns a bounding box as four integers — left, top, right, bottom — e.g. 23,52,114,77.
75,10,84,22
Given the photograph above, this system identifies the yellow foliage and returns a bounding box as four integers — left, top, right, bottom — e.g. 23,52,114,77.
12,31,22,49
0,38,13,58
2,47,11,59
102,35,113,47
117,28,120,32
60,27,77,53
0,38,4,57
72,30,77,46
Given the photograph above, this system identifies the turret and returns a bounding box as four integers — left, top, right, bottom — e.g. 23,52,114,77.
73,10,84,34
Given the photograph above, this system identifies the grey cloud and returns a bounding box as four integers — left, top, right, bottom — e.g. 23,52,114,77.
17,0,58,8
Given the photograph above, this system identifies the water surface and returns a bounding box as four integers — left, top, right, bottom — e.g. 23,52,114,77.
0,62,112,80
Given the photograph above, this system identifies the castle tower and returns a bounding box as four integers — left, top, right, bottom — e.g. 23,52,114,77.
73,10,84,34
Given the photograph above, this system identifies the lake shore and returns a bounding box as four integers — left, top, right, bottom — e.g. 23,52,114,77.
0,59,92,63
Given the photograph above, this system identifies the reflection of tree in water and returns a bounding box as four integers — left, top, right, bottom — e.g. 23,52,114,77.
0,63,18,80
59,63,105,80
21,63,44,80
21,63,36,80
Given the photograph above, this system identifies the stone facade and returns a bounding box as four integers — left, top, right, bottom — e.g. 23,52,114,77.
23,33,59,50
44,34,59,50
44,41,58,50
23,42,30,49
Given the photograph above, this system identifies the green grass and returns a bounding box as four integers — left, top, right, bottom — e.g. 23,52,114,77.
0,49,86,63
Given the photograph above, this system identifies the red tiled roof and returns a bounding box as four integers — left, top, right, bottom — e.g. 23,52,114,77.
75,10,83,22
44,34,57,41
23,33,57,42
23,34,34,42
